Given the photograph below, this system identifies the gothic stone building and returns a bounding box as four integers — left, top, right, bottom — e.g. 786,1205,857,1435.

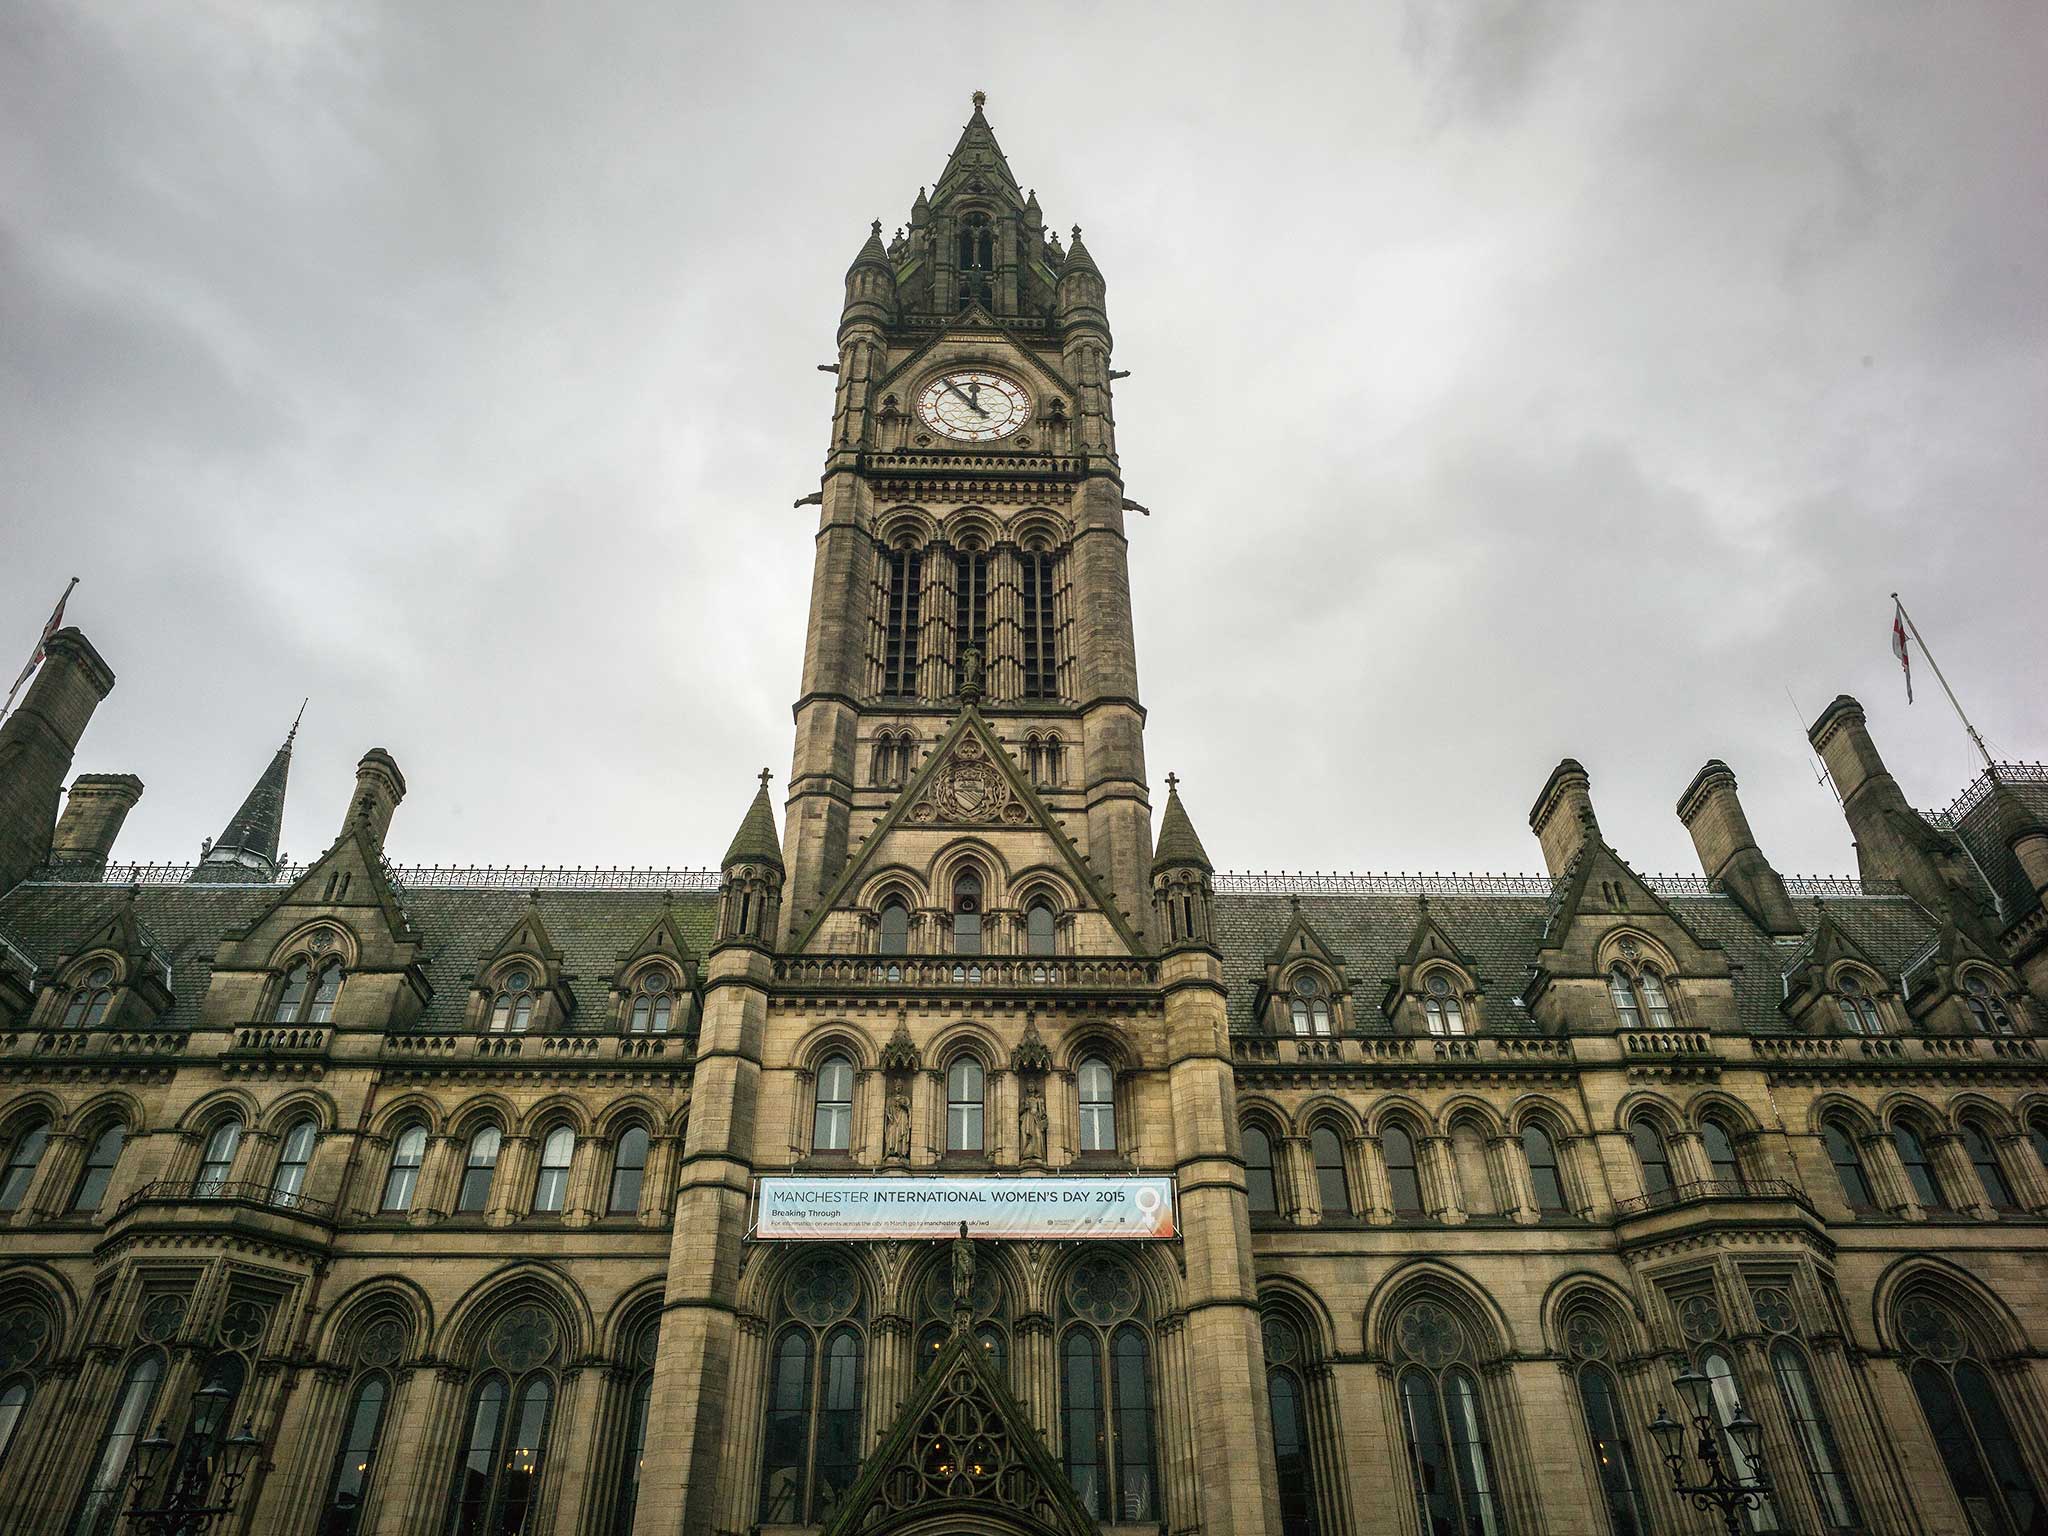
1,96,2046,1536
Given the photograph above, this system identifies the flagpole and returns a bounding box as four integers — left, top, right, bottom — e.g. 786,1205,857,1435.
0,576,79,723
1892,592,1994,772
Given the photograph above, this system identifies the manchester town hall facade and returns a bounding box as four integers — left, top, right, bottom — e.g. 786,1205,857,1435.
2,96,2047,1536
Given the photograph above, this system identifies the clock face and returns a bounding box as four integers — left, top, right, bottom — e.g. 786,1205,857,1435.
915,370,1032,442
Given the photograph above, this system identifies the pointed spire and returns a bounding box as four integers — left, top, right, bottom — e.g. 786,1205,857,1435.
1063,224,1100,276
850,218,889,272
191,713,298,881
723,768,784,871
935,90,1022,204
1152,773,1212,873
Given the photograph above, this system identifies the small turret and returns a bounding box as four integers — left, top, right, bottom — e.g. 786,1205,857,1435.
1995,782,2048,908
842,219,897,331
1529,759,1598,880
717,770,785,949
190,709,299,884
1150,775,1215,950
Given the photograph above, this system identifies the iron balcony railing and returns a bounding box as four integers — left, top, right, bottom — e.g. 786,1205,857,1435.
114,1178,335,1223
1614,1178,1802,1218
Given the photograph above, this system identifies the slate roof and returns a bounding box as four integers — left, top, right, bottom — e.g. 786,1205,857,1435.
1935,768,2048,927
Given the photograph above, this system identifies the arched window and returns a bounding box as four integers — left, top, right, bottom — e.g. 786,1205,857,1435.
490,969,538,1033
1898,1295,2045,1536
1264,1315,1320,1536
1035,733,1064,788
1424,972,1466,1035
1244,1126,1279,1215
1697,1347,1781,1531
1312,1126,1350,1217
2030,1114,2048,1176
446,1305,560,1536
958,213,993,272
1078,1056,1116,1153
307,960,343,1023
1289,972,1332,1036
274,960,311,1024
1608,966,1642,1029
916,1251,1009,1384
532,1126,574,1213
271,1117,317,1206
0,1376,31,1479
1393,1301,1506,1536
1027,900,1057,956
876,899,910,956
1382,1124,1425,1218
952,871,983,955
457,1127,502,1214
1638,966,1674,1027
1962,972,2015,1034
1960,1124,2017,1211
1768,1340,1861,1531
1834,972,1883,1034
1021,546,1059,700
627,970,674,1034
609,1126,650,1215
610,1324,657,1536
812,1055,854,1153
758,1253,865,1524
71,1349,163,1536
1821,1120,1874,1211
945,1057,985,1153
195,1117,241,1198
71,1124,124,1213
880,545,923,699
318,1371,390,1536
1563,1313,1648,1536
1059,1256,1156,1522
1522,1124,1568,1216
1631,1120,1673,1200
60,964,116,1029
1701,1117,1743,1189
1892,1119,1946,1210
380,1124,426,1212
0,1117,50,1211
955,545,988,675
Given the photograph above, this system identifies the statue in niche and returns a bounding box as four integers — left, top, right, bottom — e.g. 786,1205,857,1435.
951,1219,975,1328
1020,1088,1048,1164
884,1087,912,1161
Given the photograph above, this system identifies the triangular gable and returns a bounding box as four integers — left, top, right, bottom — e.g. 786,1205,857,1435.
1546,837,1711,952
615,896,699,974
481,897,564,968
1397,896,1473,972
818,1325,1098,1536
793,709,1142,955
221,822,416,948
1263,895,1346,970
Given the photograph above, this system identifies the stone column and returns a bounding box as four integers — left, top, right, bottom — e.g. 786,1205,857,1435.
1493,1130,1539,1222
371,1367,467,1536
1422,1134,1463,1223
485,1135,534,1225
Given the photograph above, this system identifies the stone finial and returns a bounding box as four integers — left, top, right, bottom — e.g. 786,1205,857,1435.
972,90,986,111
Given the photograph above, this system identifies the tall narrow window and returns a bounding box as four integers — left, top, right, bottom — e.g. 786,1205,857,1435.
271,1117,317,1205
1394,1304,1506,1536
1961,1125,2016,1211
1901,1297,2044,1536
532,1126,574,1213
319,1372,389,1536
881,547,923,700
71,1350,163,1536
627,970,674,1034
955,547,988,679
61,965,116,1029
1289,973,1332,1036
1574,1360,1649,1536
1027,901,1057,956
1021,548,1058,699
1893,1121,1945,1210
1312,1126,1350,1217
1078,1057,1116,1153
1244,1126,1279,1215
611,1333,654,1536
273,960,310,1024
457,1127,502,1214
1702,1118,1743,1188
946,1058,986,1154
952,871,983,955
70,1125,124,1214
490,969,537,1033
381,1124,426,1212
1699,1348,1782,1531
1769,1341,1860,1531
1822,1121,1874,1212
1608,966,1642,1029
1382,1125,1424,1217
1638,967,1674,1027
1265,1317,1320,1536
195,1118,241,1197
759,1331,814,1522
1059,1258,1156,1522
814,1330,864,1518
877,899,910,956
1631,1121,1673,1199
0,1377,31,1478
757,1255,864,1525
1835,973,1882,1034
1424,972,1466,1035
1523,1125,1568,1216
1962,973,2015,1034
0,1118,50,1212
307,960,343,1023
447,1370,554,1536
610,1126,650,1215
2030,1115,2048,1176
812,1056,853,1153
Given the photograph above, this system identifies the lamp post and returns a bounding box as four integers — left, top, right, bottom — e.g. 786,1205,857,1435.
123,1380,264,1536
1647,1363,1771,1536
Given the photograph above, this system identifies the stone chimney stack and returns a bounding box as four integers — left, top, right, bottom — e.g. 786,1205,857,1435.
1529,759,1598,879
0,628,116,893
51,774,145,878
1996,786,2048,906
1677,760,1802,934
350,749,406,852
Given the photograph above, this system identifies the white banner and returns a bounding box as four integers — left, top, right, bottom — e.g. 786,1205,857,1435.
752,1174,1177,1241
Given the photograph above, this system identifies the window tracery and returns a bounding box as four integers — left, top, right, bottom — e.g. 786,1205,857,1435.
1288,971,1333,1036
1897,1295,2043,1536
1059,1255,1157,1522
0,1301,51,1480
1560,1303,1649,1536
1962,971,2016,1034
446,1304,560,1536
1392,1300,1508,1536
60,963,115,1029
626,968,676,1034
1423,970,1467,1035
1833,970,1884,1035
1264,1312,1321,1536
489,968,538,1033
1608,961,1675,1029
759,1253,866,1525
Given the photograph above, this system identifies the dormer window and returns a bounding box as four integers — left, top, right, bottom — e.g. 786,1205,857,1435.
490,969,537,1033
60,965,115,1029
1608,963,1674,1029
952,870,983,956
627,969,675,1034
1961,973,2014,1035
1834,973,1883,1035
1289,973,1332,1037
1423,972,1466,1036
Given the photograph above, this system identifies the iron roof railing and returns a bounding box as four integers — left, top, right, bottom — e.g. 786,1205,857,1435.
1924,762,2048,829
1613,1177,1805,1218
31,862,723,893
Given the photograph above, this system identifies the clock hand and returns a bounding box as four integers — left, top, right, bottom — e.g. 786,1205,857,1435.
942,378,989,416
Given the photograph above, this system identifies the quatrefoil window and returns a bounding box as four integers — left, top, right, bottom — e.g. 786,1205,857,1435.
217,1299,266,1352
139,1293,186,1344
1900,1298,1965,1361
1064,1257,1140,1326
356,1316,408,1367
787,1255,858,1327
1563,1313,1609,1361
0,1307,49,1370
1752,1288,1795,1335
1677,1294,1724,1342
488,1305,559,1372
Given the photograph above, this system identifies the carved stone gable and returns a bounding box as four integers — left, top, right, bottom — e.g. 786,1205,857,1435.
908,734,1030,827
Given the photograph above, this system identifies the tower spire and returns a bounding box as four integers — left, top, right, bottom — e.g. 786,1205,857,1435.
189,710,299,883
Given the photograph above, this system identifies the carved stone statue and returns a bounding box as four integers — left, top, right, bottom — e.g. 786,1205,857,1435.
951,1221,975,1330
1020,1089,1048,1163
959,645,984,700
884,1089,912,1161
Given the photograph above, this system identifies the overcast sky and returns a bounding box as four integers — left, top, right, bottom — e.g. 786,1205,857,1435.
4,2,2043,881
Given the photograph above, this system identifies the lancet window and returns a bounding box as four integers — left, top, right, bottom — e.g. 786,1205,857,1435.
1752,1292,1860,1532
445,1304,561,1536
955,545,988,677
1312,1125,1350,1217
489,969,538,1033
1892,1118,1948,1210
609,1126,650,1215
876,898,911,956
812,1055,854,1153
1609,962,1674,1029
1078,1056,1116,1153
626,968,676,1034
1561,1307,1649,1536
1244,1124,1280,1215
609,1321,657,1536
1423,971,1466,1035
1382,1123,1425,1217
71,1349,163,1536
531,1126,574,1213
1631,1119,1673,1200
1059,1255,1158,1522
916,1252,1009,1384
1960,1123,2017,1211
1522,1124,1568,1216
1962,971,2015,1034
457,1127,502,1214
881,546,923,699
1264,1313,1321,1536
1834,971,1884,1034
1393,1300,1508,1536
60,964,115,1029
1897,1295,2044,1536
1021,546,1059,699
0,1299,52,1480
946,1057,986,1154
1289,972,1333,1036
0,1116,49,1211
759,1253,866,1525
952,870,984,955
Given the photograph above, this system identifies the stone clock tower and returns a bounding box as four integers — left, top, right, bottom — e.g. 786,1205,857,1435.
782,90,1155,951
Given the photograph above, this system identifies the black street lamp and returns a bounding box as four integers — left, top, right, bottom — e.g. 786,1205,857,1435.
123,1380,264,1536
1648,1364,1771,1536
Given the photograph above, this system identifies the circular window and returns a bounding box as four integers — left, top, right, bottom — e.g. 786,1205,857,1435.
139,1293,186,1344
1900,1298,1964,1361
86,965,113,988
356,1316,408,1368
1678,1295,1724,1343
504,969,532,992
1396,1301,1463,1367
0,1307,50,1370
1262,1315,1301,1365
1563,1312,1609,1361
928,1258,1000,1320
1427,973,1452,997
1752,1288,1795,1335
1064,1257,1140,1326
1839,973,1863,995
639,971,669,996
217,1299,267,1352
489,1305,559,1372
1294,973,1323,999
787,1255,858,1327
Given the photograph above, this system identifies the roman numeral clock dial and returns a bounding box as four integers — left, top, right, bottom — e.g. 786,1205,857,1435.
915,370,1032,443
